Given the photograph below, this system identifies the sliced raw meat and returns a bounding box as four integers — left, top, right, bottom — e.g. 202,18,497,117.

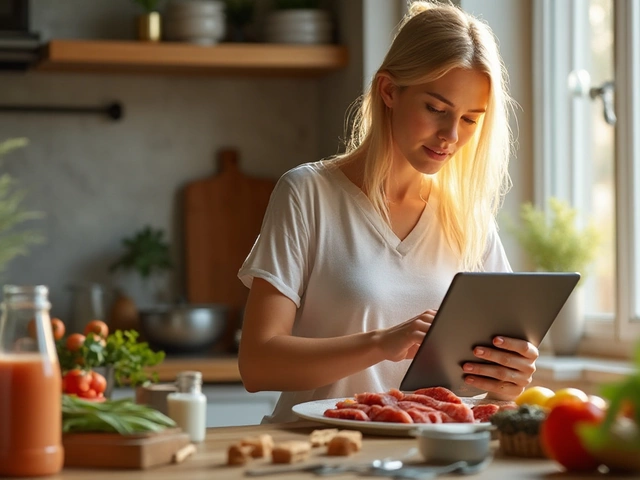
324,408,370,421
369,406,413,424
413,386,462,404
388,388,405,400
354,392,398,406
403,394,474,423
335,400,371,413
396,401,455,422
471,404,500,422
405,409,448,423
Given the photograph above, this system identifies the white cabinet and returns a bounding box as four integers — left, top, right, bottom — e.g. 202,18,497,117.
203,385,280,428
111,383,279,428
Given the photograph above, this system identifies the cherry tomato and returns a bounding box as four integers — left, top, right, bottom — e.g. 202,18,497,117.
540,400,605,472
62,369,91,395
89,371,107,395
65,333,86,352
27,317,66,340
51,318,66,340
84,320,109,339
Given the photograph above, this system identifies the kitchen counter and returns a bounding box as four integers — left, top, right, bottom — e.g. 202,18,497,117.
147,355,240,383
47,421,629,479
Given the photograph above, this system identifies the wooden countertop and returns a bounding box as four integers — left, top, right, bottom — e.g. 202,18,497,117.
147,355,240,383
45,421,631,479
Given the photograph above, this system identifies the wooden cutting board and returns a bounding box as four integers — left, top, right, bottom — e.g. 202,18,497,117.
183,149,276,332
63,428,191,469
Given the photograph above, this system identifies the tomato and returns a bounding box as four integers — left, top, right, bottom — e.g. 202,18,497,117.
51,318,65,340
65,333,86,352
62,369,91,395
545,387,589,410
84,320,109,339
27,317,66,340
540,400,605,472
89,370,107,395
515,386,555,407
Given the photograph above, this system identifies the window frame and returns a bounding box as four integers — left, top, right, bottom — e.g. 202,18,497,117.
533,0,640,357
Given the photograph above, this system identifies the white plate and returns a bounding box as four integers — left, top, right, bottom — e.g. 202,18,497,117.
292,397,493,437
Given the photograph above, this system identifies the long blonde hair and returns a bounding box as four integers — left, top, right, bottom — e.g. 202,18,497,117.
336,0,513,271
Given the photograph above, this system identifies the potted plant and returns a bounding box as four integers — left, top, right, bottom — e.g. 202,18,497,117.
0,138,44,275
131,0,164,42
508,197,601,355
109,226,173,329
264,0,332,44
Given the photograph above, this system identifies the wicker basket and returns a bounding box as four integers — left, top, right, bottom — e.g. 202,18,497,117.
498,431,547,458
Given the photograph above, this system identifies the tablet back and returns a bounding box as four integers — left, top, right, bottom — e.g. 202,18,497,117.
399,272,580,396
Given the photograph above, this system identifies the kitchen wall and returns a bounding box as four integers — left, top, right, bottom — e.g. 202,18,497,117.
0,0,363,322
0,0,532,325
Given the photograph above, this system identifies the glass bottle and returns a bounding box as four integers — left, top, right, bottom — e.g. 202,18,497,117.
0,285,64,477
167,371,207,443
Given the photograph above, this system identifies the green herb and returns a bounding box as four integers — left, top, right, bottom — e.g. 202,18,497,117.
505,197,601,283
578,343,640,451
57,330,165,387
490,404,547,435
0,138,45,276
62,394,176,434
109,225,173,279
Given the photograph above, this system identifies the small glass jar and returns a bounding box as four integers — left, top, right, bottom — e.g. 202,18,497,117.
0,285,64,477
167,370,207,443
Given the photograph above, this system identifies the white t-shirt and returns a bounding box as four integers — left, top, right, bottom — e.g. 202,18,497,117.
238,161,511,423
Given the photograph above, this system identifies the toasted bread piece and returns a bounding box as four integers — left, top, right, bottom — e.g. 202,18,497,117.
240,434,275,458
271,440,312,464
309,428,340,447
227,443,254,466
327,430,363,456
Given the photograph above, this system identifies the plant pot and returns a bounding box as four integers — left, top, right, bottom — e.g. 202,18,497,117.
547,286,584,356
264,9,332,44
137,12,162,42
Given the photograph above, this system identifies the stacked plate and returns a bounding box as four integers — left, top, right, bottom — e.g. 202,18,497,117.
164,0,226,45
264,9,332,45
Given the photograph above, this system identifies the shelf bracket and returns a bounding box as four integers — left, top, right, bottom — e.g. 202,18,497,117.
0,101,123,121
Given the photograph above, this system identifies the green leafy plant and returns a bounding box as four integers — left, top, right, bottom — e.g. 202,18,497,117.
57,330,165,387
0,138,44,275
507,197,601,282
62,395,175,434
131,0,163,13
109,226,173,279
275,0,319,9
578,343,640,461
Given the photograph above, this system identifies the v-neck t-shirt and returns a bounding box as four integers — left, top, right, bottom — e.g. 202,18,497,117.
238,160,511,423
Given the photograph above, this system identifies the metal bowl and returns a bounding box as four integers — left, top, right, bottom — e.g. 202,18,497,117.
138,303,229,353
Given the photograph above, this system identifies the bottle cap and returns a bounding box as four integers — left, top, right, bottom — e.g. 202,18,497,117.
175,371,203,393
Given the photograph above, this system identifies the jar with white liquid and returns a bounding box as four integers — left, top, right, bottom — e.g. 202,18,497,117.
167,371,207,443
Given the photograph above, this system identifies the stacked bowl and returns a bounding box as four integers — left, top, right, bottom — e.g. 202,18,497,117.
264,9,332,45
164,0,227,45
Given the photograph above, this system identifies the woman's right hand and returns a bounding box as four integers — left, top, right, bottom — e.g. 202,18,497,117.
375,309,436,362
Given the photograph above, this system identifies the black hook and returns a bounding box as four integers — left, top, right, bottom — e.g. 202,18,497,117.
0,101,124,121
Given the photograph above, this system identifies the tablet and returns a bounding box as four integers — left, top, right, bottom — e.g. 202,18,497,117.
399,271,580,396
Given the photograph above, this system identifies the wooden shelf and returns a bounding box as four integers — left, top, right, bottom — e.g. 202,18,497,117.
36,39,349,77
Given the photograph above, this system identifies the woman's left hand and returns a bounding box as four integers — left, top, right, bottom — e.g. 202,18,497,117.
461,336,539,401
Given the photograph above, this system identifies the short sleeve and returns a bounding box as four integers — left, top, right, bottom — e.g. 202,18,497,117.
482,220,512,272
237,173,311,308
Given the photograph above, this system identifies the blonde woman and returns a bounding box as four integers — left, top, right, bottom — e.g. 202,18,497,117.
238,1,537,423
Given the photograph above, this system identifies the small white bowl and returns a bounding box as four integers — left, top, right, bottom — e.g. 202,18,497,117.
411,427,492,464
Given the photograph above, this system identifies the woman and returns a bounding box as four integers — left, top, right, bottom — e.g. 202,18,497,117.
237,1,537,423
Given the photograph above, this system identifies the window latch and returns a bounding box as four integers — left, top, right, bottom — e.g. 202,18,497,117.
590,81,617,126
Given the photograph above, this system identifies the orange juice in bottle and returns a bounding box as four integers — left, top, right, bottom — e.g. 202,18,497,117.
0,285,64,477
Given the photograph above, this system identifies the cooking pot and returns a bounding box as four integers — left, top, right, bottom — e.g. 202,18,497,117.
138,303,229,353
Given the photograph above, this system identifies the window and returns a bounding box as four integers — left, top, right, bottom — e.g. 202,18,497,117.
534,0,640,356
